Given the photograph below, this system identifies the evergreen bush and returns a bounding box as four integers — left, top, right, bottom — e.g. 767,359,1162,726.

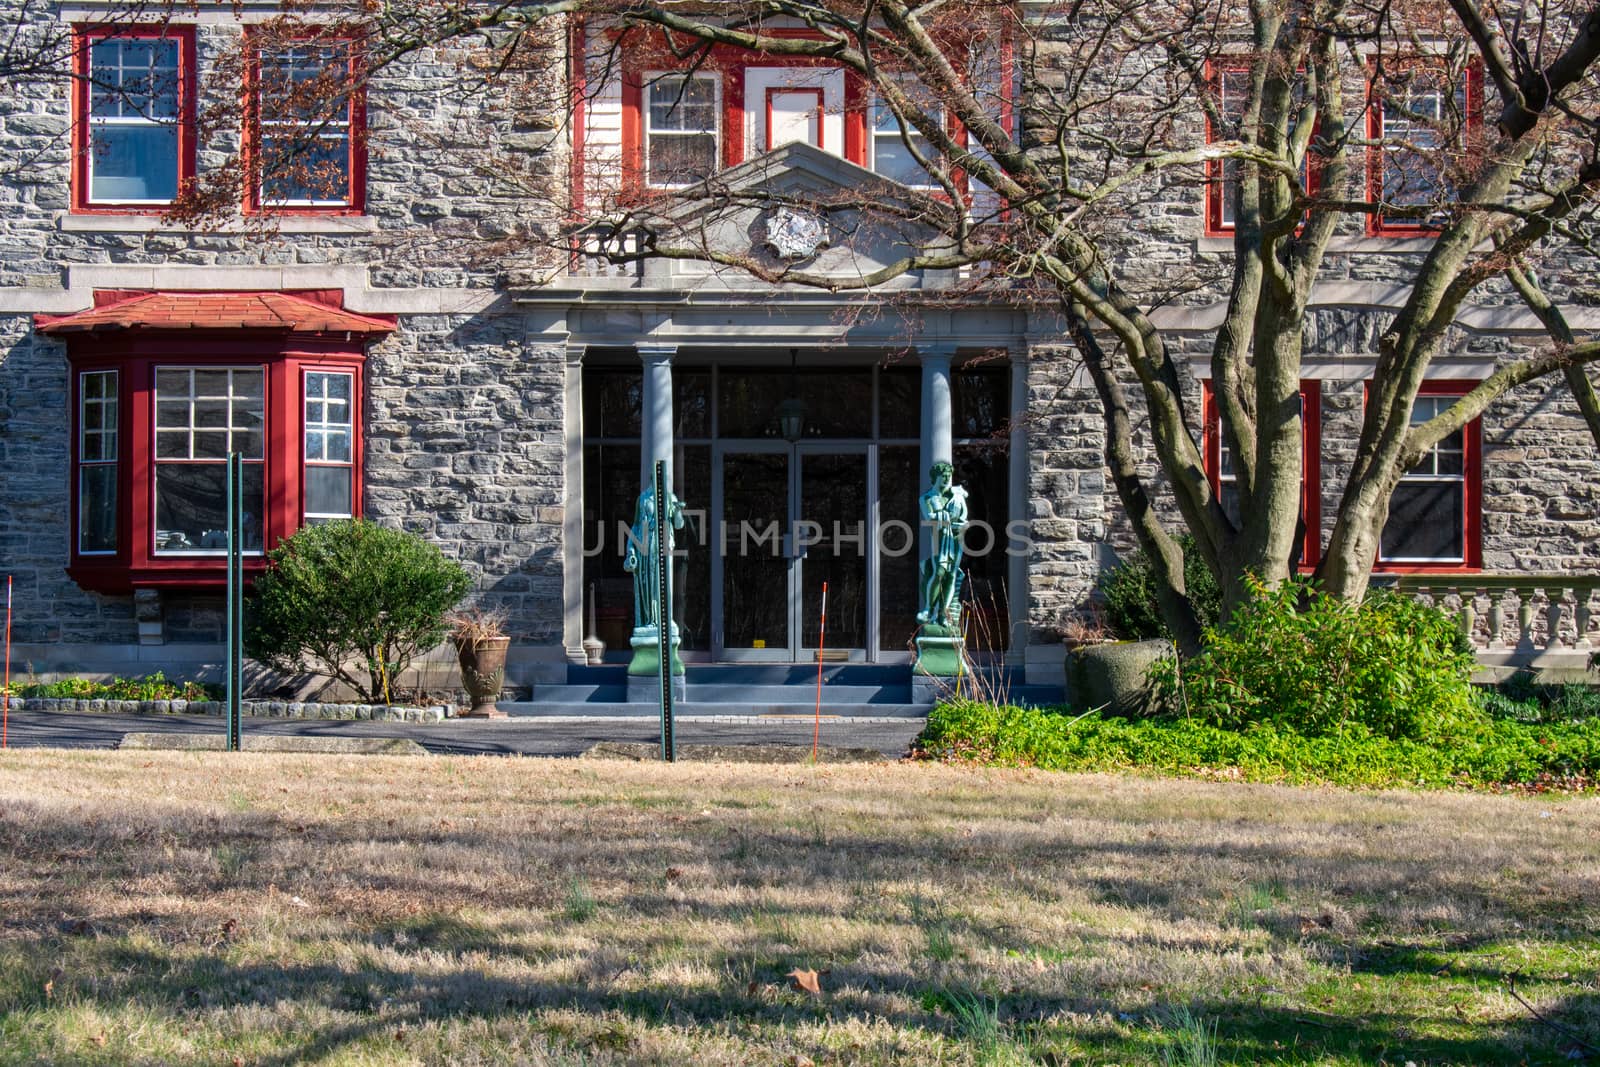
1099,536,1222,640
246,520,472,704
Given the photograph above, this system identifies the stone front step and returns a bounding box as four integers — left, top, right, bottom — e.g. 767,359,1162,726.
498,701,930,719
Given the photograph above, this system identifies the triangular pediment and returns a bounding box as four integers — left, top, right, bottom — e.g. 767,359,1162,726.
631,141,958,287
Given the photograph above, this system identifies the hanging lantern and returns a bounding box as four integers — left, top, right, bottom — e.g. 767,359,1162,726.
778,348,804,441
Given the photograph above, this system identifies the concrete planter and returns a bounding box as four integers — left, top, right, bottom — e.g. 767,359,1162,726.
1065,638,1175,716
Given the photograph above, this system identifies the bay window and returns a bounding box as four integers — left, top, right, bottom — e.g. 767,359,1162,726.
72,25,196,211
41,291,391,593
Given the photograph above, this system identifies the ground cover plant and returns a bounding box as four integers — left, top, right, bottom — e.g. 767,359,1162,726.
0,671,217,702
1,751,1598,1065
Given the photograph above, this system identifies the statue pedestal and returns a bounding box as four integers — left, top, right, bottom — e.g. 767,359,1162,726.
913,622,966,679
626,624,684,681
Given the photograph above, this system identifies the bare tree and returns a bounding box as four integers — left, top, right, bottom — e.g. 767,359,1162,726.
185,0,1600,651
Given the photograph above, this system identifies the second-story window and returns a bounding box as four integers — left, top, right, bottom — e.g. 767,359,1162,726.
1368,63,1479,234
251,36,363,211
870,92,943,188
74,27,195,211
645,73,719,188
1205,64,1314,235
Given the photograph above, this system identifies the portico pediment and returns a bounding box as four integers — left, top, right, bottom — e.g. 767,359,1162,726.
616,140,959,290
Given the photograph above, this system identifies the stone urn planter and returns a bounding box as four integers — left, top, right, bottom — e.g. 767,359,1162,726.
450,608,510,718
1065,638,1174,716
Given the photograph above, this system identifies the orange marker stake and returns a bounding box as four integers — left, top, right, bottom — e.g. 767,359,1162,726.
813,581,827,761
3,575,11,749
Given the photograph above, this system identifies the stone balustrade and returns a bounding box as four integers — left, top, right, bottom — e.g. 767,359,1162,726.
571,225,645,278
1392,574,1600,667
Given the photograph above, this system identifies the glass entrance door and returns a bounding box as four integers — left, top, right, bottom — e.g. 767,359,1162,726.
713,444,872,661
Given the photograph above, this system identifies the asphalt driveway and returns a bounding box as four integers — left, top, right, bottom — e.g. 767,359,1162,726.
0,708,924,758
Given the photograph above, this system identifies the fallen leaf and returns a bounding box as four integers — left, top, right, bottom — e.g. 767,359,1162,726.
665,867,683,881
91,1033,106,1047
789,1056,815,1067
43,979,53,1000
788,968,821,996
747,981,760,996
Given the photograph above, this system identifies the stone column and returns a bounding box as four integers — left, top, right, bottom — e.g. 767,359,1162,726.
628,343,686,697
913,343,965,683
563,342,587,663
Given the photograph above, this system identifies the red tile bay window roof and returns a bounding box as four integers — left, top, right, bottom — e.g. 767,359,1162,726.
38,290,394,595
36,289,395,335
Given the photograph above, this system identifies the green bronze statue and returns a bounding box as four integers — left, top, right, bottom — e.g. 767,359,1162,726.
917,460,968,628
624,482,685,630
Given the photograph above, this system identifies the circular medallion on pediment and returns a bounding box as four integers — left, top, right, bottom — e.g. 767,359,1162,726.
760,206,828,261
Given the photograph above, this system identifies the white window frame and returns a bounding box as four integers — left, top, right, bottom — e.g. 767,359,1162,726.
77,369,119,555
302,369,355,522
643,71,720,189
84,34,183,207
256,39,355,208
869,88,944,190
152,366,267,557
1379,393,1469,564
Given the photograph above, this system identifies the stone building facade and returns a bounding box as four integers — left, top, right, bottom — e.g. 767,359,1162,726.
1,5,1597,695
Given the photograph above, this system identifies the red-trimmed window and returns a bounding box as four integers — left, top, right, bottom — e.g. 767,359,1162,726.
1366,61,1482,235
643,72,721,188
870,84,947,189
1204,63,1315,235
247,33,365,212
71,25,196,213
49,304,382,594
1202,380,1322,567
1376,380,1482,569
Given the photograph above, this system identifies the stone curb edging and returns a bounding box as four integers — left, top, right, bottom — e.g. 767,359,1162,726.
9,697,456,722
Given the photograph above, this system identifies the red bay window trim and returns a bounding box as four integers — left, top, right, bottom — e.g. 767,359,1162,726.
43,293,390,595
1370,378,1483,573
1201,378,1322,567
242,26,368,216
70,23,197,215
1365,58,1483,237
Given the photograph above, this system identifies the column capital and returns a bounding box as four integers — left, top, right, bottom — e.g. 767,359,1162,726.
566,341,586,366
637,343,679,365
917,342,958,366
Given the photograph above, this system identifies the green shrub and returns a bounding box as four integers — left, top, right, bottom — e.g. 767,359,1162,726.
1099,536,1221,640
1158,575,1479,741
916,698,1600,790
1478,672,1600,725
246,520,472,704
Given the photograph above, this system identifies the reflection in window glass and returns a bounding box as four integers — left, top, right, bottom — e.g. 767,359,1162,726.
87,35,181,203
257,40,355,205
79,370,118,553
646,75,718,187
304,370,354,521
153,367,265,554
1381,394,1466,561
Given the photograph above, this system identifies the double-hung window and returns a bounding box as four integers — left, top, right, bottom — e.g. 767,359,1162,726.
73,26,195,210
303,370,355,521
1204,63,1314,235
78,370,119,554
1202,380,1322,566
251,36,363,210
644,73,719,188
1368,63,1479,234
870,88,944,189
1378,383,1481,566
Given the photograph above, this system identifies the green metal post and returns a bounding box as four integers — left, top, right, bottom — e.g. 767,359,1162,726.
655,459,674,761
226,452,243,751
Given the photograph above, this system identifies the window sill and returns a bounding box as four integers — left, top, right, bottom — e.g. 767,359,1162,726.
67,558,271,596
1196,234,1438,254
60,214,379,235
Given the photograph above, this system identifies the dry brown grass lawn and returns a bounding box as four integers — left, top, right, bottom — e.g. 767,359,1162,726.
0,749,1597,1065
